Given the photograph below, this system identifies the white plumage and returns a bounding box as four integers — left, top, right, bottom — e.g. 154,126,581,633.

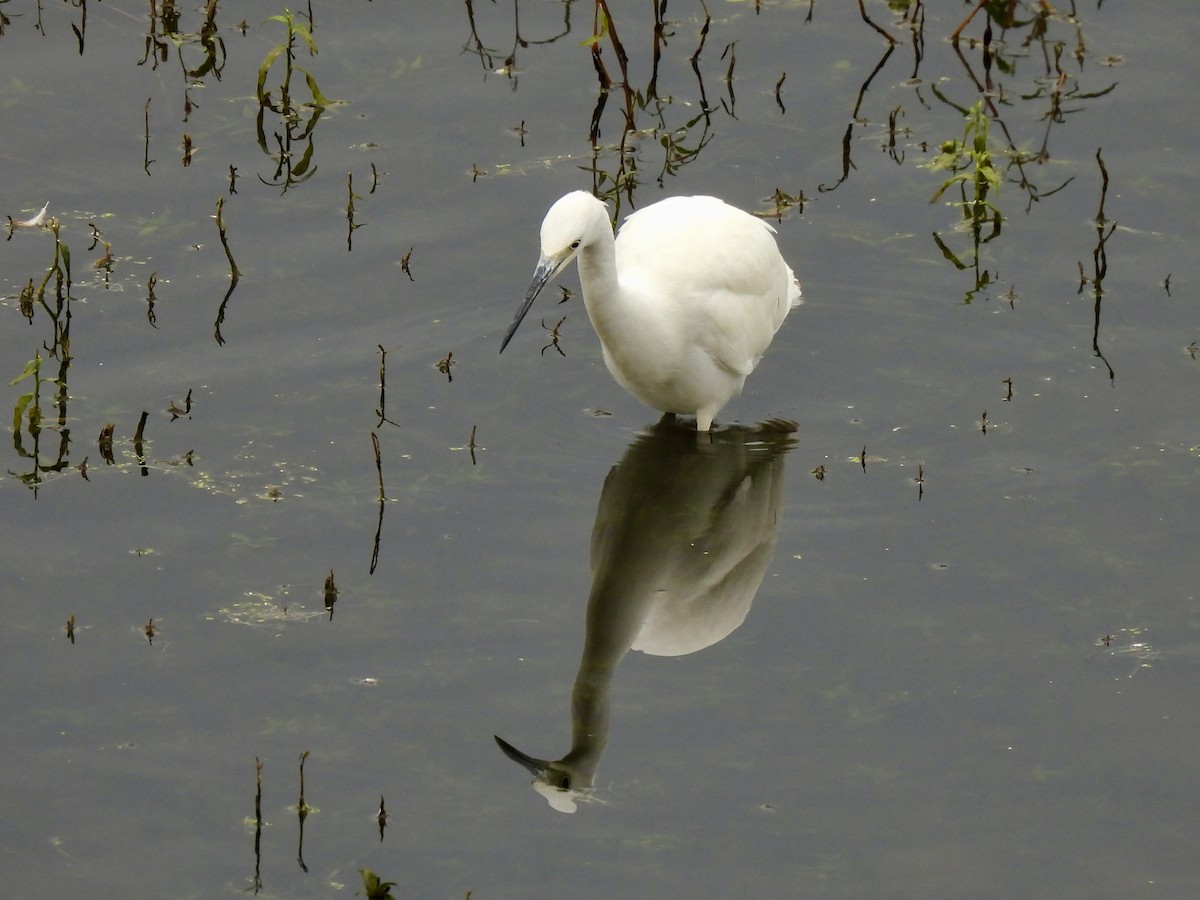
502,191,801,430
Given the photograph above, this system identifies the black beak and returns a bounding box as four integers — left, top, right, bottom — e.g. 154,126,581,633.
500,256,559,353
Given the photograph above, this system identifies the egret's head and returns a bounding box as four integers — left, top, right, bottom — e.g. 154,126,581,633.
538,190,609,261
500,191,610,353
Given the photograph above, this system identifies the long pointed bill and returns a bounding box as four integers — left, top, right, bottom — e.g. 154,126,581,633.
493,734,551,778
499,256,559,353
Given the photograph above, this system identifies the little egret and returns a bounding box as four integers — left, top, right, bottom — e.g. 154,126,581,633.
500,191,802,431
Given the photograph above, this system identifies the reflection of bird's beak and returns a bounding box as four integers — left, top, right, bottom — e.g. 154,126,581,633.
500,255,560,353
494,734,551,777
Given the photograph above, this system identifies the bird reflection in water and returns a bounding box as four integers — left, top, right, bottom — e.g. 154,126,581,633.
496,416,798,812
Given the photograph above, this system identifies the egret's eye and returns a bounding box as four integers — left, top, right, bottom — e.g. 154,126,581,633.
570,240,581,250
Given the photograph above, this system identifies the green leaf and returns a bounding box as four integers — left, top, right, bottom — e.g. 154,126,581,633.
9,356,40,387
12,392,33,431
290,139,315,177
293,24,318,56
257,44,286,101
931,232,967,270
929,173,968,204
302,69,332,108
359,868,396,899
980,164,1002,193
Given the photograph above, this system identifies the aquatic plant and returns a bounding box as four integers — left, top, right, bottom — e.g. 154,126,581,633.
924,99,1003,301
255,7,334,190
359,869,397,900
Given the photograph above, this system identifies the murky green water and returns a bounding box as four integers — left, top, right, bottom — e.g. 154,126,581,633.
2,2,1198,897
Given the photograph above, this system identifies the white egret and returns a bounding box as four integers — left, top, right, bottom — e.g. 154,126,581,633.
500,191,802,431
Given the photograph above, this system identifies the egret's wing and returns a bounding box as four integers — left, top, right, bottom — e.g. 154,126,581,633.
617,197,797,377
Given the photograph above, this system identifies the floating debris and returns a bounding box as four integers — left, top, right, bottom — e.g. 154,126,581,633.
7,201,51,233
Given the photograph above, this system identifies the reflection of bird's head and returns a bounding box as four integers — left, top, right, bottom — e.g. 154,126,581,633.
494,735,590,814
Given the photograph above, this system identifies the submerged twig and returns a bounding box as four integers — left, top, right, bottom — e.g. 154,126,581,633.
1082,148,1116,383
296,750,310,872
215,196,240,279
346,171,365,251
371,431,385,500
375,345,400,428
251,757,263,892
369,437,386,576
323,569,337,620
144,98,154,175
213,196,241,344
859,0,899,45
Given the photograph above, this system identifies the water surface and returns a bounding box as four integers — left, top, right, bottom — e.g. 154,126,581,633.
2,2,1198,897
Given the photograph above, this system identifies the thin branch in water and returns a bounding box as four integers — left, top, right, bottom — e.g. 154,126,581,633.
215,196,240,279
375,344,401,428
819,43,895,192
369,430,386,574
1082,148,1116,383
859,0,898,45
146,272,159,327
213,196,241,345
1094,147,1110,227
143,98,154,175
250,758,263,893
133,411,150,476
345,171,364,251
372,431,385,500
719,41,737,117
950,0,987,43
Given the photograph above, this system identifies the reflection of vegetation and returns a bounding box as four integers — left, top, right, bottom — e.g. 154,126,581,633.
294,750,313,873
345,171,365,250
29,218,74,351
138,1,230,174
924,100,1002,302
256,8,335,191
2,209,201,489
360,869,397,900
6,217,76,494
8,352,71,493
823,1,1117,305
212,196,241,345
462,0,575,85
140,0,226,82
1079,149,1116,382
463,1,724,216
579,1,719,215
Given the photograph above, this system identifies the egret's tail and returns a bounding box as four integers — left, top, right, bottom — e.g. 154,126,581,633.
788,268,803,309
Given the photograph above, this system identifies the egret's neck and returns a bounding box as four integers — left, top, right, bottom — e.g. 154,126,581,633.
577,238,625,341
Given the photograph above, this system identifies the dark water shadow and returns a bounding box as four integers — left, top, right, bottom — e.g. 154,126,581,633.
496,416,798,812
